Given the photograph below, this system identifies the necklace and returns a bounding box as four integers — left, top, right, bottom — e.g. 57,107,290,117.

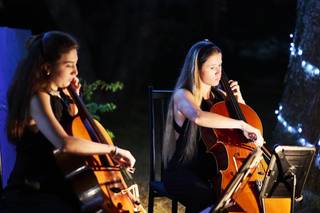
47,88,60,96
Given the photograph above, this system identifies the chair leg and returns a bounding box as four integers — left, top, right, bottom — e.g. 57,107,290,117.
148,189,154,213
172,200,178,213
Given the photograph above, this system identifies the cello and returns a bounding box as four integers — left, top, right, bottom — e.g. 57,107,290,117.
201,71,272,212
54,85,145,213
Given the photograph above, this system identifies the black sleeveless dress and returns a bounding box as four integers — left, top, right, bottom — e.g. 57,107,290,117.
0,93,80,213
164,89,224,213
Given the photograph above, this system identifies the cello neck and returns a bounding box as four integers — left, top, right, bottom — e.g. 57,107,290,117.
220,72,273,159
220,71,246,121
67,85,92,120
67,85,109,146
67,85,115,166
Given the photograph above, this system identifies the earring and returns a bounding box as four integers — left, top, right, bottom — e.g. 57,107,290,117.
46,71,50,76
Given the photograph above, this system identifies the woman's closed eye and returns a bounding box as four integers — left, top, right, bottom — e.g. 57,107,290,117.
66,63,74,68
210,64,222,70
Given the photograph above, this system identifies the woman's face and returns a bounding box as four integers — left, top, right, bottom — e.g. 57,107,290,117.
48,48,78,90
200,52,222,87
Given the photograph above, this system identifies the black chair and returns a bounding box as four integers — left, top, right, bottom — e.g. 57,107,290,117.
148,86,178,213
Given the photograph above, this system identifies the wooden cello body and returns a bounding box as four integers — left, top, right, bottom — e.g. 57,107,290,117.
54,86,145,213
202,102,268,212
201,71,271,212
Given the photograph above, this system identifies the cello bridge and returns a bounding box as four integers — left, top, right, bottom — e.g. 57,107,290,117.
121,184,141,204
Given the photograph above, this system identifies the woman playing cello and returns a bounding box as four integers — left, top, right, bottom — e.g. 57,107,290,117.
0,31,135,212
163,39,264,213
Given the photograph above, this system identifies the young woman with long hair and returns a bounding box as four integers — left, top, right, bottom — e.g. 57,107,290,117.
1,31,135,212
163,40,263,213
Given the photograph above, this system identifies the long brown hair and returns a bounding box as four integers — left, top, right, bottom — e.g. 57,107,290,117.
6,31,79,143
163,40,221,167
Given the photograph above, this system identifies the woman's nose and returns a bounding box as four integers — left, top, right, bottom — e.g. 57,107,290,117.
216,69,221,75
73,66,78,76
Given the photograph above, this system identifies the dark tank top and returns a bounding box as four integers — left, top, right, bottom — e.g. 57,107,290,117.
166,88,225,179
5,92,76,201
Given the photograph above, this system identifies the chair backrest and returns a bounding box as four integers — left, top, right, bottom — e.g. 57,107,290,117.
148,86,173,182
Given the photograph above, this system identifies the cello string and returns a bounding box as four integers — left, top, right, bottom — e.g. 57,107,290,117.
221,71,246,122
67,85,145,211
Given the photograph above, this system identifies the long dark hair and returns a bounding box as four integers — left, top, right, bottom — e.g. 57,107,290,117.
163,40,221,167
7,31,79,142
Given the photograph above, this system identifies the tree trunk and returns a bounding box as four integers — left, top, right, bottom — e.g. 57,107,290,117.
272,0,320,209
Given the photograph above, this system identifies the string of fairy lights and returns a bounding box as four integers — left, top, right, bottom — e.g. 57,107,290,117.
275,34,320,167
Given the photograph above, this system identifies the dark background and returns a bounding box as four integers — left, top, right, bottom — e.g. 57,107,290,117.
0,0,296,138
0,0,297,208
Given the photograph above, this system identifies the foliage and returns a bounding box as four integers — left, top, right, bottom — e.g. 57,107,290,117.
81,79,124,138
82,80,124,102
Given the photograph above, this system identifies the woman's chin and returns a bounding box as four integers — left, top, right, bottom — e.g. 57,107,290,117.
212,82,219,87
66,81,73,87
